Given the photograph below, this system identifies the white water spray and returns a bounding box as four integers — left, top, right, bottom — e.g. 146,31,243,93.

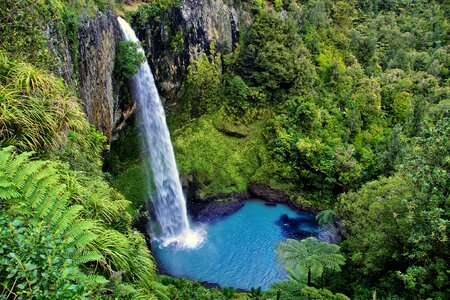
117,17,204,249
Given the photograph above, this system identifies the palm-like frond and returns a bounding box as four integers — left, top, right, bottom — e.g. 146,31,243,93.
316,209,337,226
277,237,345,284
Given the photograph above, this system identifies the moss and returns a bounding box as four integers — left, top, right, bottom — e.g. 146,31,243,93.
107,117,142,174
172,112,265,197
112,163,148,210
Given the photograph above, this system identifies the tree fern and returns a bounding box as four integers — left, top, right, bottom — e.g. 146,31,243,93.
277,237,345,286
316,209,337,226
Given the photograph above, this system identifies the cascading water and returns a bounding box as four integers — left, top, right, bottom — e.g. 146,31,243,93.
117,17,204,248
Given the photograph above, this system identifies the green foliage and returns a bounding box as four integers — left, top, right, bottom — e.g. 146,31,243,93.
0,147,98,255
277,237,345,286
0,213,88,299
157,275,232,300
0,52,105,173
2,0,448,298
131,0,184,27
315,210,337,226
268,278,350,299
298,286,350,300
112,163,148,210
236,10,316,94
117,41,145,78
0,0,115,68
0,146,159,298
337,113,449,298
273,0,282,12
173,115,262,197
0,147,103,298
182,50,222,117
224,75,251,117
0,0,60,66
337,175,413,275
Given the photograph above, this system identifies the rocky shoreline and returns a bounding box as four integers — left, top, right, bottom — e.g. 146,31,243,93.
134,181,341,249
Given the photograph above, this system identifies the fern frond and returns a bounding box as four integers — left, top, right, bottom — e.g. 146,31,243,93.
53,204,83,236
73,251,104,265
0,178,19,201
65,220,98,247
13,160,47,189
21,169,50,202
35,188,57,219
0,177,14,188
6,151,35,178
46,190,70,227
80,274,109,286
0,146,14,167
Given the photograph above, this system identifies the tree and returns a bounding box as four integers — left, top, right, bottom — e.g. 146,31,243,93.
183,50,222,117
337,114,449,298
277,237,345,286
236,10,316,94
315,210,337,226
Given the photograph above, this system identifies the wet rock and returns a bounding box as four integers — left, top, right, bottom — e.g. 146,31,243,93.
44,23,73,85
77,10,133,142
190,200,244,223
136,0,252,102
248,183,290,203
317,223,342,244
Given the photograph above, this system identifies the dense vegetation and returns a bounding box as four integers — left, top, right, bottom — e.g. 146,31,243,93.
0,1,164,298
1,0,448,299
167,0,449,298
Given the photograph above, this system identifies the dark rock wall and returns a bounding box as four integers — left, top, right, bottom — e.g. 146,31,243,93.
44,23,74,86
136,0,251,102
47,1,251,141
77,11,133,142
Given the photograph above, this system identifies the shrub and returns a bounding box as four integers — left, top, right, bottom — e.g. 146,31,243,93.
0,213,88,299
116,41,145,78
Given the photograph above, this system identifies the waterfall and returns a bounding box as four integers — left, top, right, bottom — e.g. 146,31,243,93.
117,17,204,248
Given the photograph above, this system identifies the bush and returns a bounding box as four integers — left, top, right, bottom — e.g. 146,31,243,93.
116,41,145,78
0,213,88,299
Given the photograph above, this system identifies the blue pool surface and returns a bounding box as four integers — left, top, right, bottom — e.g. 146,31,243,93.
152,199,319,290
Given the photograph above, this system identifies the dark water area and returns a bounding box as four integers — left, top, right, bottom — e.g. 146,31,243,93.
152,199,320,290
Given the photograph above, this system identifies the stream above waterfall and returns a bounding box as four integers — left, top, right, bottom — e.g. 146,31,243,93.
152,199,320,290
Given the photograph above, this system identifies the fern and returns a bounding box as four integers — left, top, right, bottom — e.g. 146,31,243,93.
0,148,159,298
53,205,84,235
65,219,98,247
277,237,346,286
74,251,104,265
0,147,99,261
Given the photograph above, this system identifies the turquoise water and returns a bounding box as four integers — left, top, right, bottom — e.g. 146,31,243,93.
153,199,319,290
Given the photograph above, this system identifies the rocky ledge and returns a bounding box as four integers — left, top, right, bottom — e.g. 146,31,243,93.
189,200,244,223
248,182,317,213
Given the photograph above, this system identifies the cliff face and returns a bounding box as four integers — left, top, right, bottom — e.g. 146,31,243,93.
44,23,74,86
135,0,251,102
77,11,133,142
47,1,250,141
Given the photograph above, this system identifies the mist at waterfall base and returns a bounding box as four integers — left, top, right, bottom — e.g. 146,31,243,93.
154,199,320,290
117,17,204,248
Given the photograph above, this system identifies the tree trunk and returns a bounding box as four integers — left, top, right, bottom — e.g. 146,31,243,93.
308,268,311,286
